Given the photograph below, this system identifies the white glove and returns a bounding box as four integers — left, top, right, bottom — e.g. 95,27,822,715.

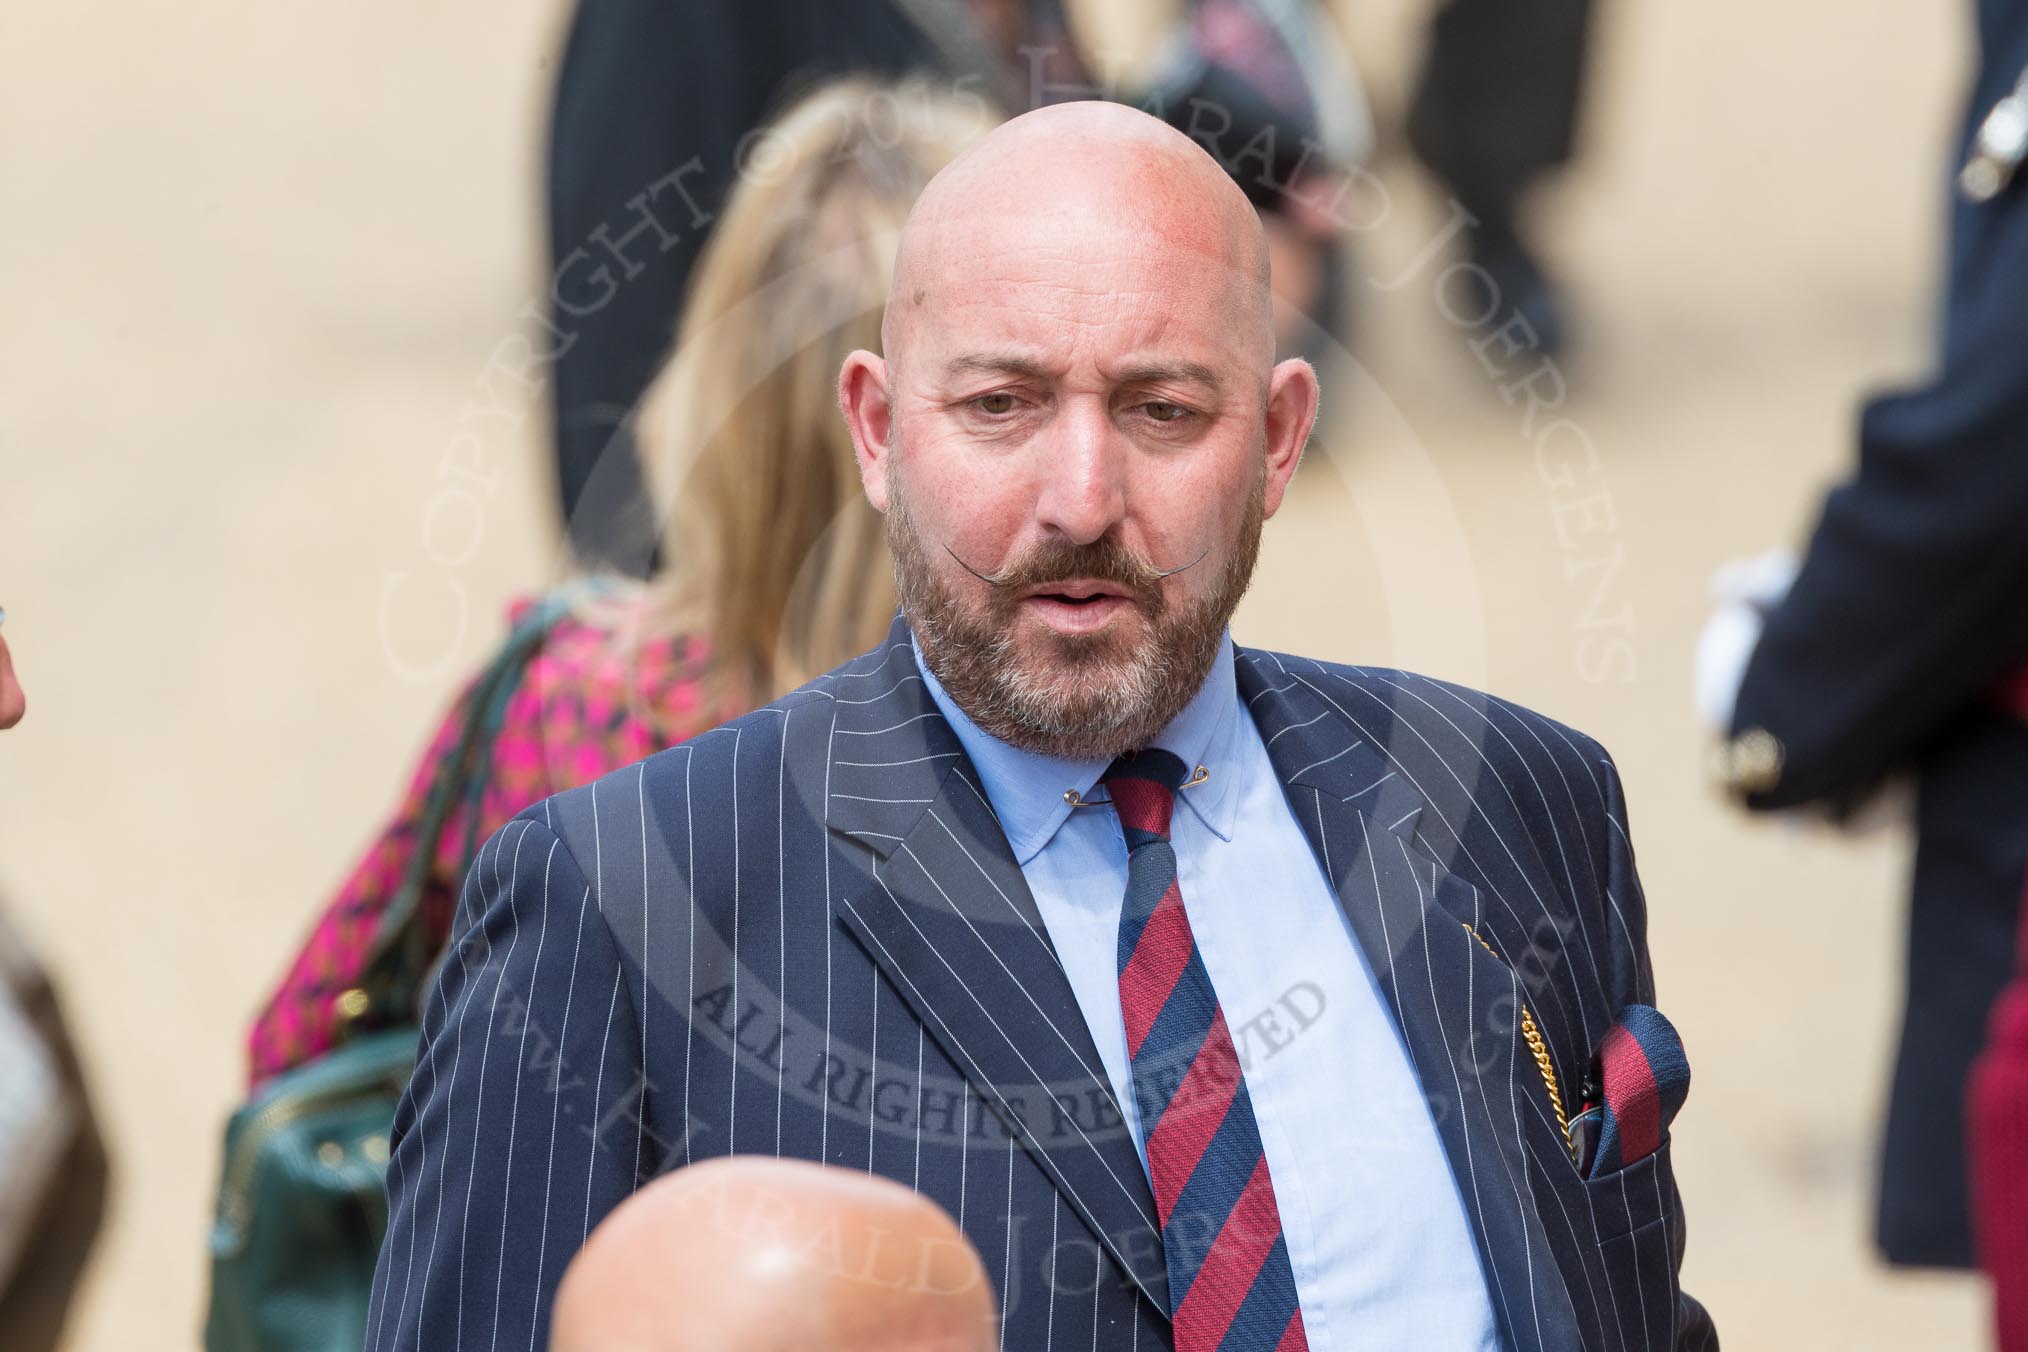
1693,548,1912,834
1693,549,1797,732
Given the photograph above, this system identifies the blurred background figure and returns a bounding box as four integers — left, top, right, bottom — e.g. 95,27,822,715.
550,1158,996,1352
1700,0,2028,1316
1131,0,1375,356
0,613,109,1352
1085,0,1589,364
546,0,1083,576
247,77,991,1083
1405,0,1594,356
214,75,989,1346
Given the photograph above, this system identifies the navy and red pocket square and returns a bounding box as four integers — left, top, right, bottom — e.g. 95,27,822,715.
1570,1004,1690,1180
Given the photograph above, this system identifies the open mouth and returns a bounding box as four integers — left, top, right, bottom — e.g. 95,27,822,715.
1018,584,1134,633
1022,578,1131,605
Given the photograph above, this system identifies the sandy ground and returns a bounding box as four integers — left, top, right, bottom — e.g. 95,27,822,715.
0,0,1995,1346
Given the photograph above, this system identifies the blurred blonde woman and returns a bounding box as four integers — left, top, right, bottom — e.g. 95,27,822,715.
247,80,992,1083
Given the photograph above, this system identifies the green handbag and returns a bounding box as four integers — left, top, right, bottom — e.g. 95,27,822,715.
204,595,575,1352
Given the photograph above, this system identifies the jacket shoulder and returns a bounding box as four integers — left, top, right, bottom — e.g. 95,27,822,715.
511,644,900,865
1235,648,1617,808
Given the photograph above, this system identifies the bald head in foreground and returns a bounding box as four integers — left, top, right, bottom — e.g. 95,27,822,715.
367,95,1711,1352
550,1159,994,1352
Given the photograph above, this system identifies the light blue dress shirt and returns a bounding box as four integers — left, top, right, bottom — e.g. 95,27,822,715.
914,635,1501,1350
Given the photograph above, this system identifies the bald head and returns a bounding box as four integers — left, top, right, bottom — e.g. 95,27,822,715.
835,97,1320,760
886,100,1273,370
550,1158,996,1352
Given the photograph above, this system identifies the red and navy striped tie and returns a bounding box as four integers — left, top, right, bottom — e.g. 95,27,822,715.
1105,749,1310,1351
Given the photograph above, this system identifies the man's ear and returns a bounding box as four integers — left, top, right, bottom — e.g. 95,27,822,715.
838,350,895,512
1261,357,1320,519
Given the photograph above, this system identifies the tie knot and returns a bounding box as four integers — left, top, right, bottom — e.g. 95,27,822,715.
1102,748,1188,843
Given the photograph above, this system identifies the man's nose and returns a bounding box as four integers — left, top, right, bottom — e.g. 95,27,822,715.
1032,401,1126,546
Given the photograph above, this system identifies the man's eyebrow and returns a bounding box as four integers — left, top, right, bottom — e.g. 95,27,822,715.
1114,360,1226,393
942,354,1229,393
943,353,1055,382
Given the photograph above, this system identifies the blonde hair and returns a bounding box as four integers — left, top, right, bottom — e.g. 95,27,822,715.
623,79,993,708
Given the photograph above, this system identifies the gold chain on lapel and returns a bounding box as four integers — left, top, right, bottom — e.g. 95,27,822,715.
1462,923,1577,1165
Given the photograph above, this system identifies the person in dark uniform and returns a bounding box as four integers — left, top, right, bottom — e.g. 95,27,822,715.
1406,0,1594,356
544,0,1082,575
1716,0,2028,1277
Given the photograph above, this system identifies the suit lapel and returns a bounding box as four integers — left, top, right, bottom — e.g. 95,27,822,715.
1236,650,1581,1352
825,621,1168,1311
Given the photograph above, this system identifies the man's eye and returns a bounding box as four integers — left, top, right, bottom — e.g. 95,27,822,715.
1142,402,1190,423
974,393,1018,416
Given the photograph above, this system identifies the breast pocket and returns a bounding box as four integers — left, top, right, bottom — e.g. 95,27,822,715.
1586,1139,1686,1351
1584,1136,1676,1243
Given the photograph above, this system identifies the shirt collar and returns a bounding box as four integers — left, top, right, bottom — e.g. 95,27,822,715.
912,633,1244,864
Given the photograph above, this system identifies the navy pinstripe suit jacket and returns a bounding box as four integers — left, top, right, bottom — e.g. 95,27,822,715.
364,618,1717,1350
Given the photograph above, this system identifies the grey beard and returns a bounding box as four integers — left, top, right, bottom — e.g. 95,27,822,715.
885,472,1262,762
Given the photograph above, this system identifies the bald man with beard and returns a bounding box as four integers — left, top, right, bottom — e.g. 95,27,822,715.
366,101,1714,1351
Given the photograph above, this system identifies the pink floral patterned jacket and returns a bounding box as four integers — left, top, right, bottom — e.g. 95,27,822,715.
245,599,728,1086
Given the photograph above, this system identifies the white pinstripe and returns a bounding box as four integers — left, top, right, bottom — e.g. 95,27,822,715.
776,708,789,1156
829,672,926,705
727,726,741,1145
1285,740,1363,781
1341,770,1396,801
1651,1156,1675,1350
487,837,557,1352
821,706,838,1163
1617,1166,1652,1347
866,954,880,1171
1045,1192,1059,1352
1263,708,1330,743
1000,1128,1015,1352
527,883,593,1350
834,710,943,737
1089,1229,1102,1352
957,1080,970,1231
636,762,649,1182
382,1121,410,1346
586,975,623,1235
913,1024,925,1189
681,747,695,1165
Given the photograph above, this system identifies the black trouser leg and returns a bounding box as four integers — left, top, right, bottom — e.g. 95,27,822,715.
1407,0,1595,230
